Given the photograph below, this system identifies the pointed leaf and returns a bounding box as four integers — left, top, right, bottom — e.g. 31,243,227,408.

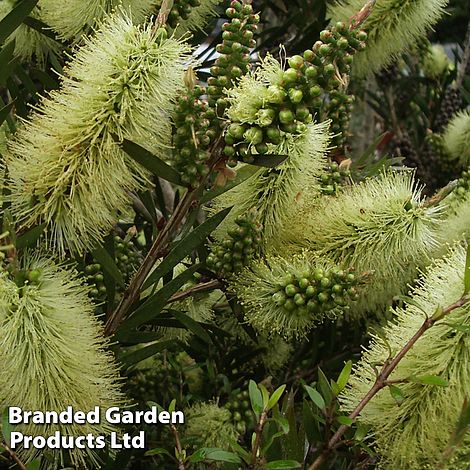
121,139,182,186
267,385,286,411
250,154,288,168
408,375,449,387
144,448,172,457
388,384,405,406
142,207,232,290
119,340,174,366
118,264,200,331
304,385,325,411
336,415,354,426
249,380,263,415
171,310,213,344
337,360,353,392
265,460,301,469
0,0,39,44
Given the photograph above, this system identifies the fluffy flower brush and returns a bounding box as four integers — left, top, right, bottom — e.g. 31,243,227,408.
0,255,124,468
39,0,158,42
294,171,442,315
183,401,239,450
211,121,330,249
442,110,470,166
229,252,360,338
341,244,470,469
328,0,448,77
0,1,61,65
7,12,192,255
172,0,224,36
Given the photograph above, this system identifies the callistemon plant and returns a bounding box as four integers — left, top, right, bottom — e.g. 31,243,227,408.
0,0,469,469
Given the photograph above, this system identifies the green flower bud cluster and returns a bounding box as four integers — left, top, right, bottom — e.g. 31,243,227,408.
224,389,253,433
114,235,142,280
84,263,107,300
83,235,141,301
167,0,202,29
271,266,359,317
208,0,259,112
172,85,218,186
455,168,470,200
206,210,262,276
223,23,367,162
320,161,351,195
325,90,355,148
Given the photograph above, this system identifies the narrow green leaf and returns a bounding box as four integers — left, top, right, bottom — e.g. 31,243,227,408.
388,384,405,406
2,408,13,447
408,375,449,387
15,223,45,249
203,449,241,463
304,385,325,411
250,154,288,168
23,16,59,41
119,340,174,366
200,165,258,203
265,460,301,469
353,423,370,442
336,415,354,426
259,383,270,410
317,368,334,403
302,401,322,442
142,207,232,290
337,360,353,392
119,264,200,331
144,448,172,457
464,245,470,294
121,139,182,186
0,101,14,127
91,246,124,287
267,384,286,411
0,42,17,86
114,331,163,345
0,0,39,44
249,380,263,415
171,310,213,344
227,438,251,464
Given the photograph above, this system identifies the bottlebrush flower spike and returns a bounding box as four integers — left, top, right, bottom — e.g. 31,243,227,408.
210,121,331,249
442,110,470,166
0,255,124,468
183,402,239,449
229,252,360,338
341,244,470,469
297,171,443,316
39,0,158,42
0,1,61,66
328,0,448,77
7,12,192,255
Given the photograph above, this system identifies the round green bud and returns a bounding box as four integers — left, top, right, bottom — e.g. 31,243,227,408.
288,55,304,69
224,145,236,158
257,108,276,127
313,268,324,281
332,284,343,294
267,85,286,104
303,49,315,62
284,299,296,311
318,292,329,303
288,88,303,104
244,127,263,145
307,300,319,312
272,292,287,306
279,109,295,124
319,44,332,56
266,127,281,144
27,270,41,283
95,274,104,283
228,123,246,139
285,284,298,297
298,278,310,290
256,143,268,154
283,68,299,84
305,286,317,298
320,277,331,288
309,85,321,98
294,293,306,306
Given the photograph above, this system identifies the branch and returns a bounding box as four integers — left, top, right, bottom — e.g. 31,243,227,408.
349,0,376,29
170,425,186,470
168,280,223,304
104,141,224,337
2,442,26,470
251,410,269,465
423,179,459,208
308,295,469,470
155,0,174,29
